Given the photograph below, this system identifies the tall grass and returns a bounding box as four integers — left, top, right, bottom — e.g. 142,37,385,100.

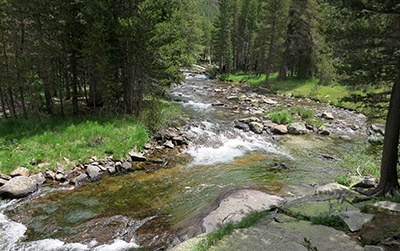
0,98,181,174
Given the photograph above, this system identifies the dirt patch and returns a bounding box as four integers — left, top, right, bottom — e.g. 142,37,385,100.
359,212,400,251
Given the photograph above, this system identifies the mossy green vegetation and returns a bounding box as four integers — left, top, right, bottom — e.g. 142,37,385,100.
194,210,271,251
0,99,181,174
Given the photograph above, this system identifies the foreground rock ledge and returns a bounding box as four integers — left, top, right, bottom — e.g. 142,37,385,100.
202,189,285,233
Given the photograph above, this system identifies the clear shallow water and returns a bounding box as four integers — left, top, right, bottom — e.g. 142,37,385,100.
0,75,368,250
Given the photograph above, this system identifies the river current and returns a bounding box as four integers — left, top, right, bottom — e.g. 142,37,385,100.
0,74,368,250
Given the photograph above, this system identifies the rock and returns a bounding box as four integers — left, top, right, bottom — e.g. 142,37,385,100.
176,215,363,251
370,201,400,213
0,173,11,180
70,173,88,185
317,125,330,135
338,211,374,232
368,135,384,145
249,122,264,134
173,136,187,145
339,135,352,141
262,120,277,129
55,173,66,182
86,165,101,180
106,163,117,175
315,183,353,195
202,189,285,233
0,178,8,186
271,124,288,134
226,96,239,101
238,117,260,124
0,176,38,199
351,177,376,188
10,167,30,177
261,97,278,105
128,151,147,161
321,111,334,120
122,161,133,172
322,154,341,161
370,124,385,136
30,173,46,186
234,120,250,131
164,140,174,149
45,170,56,180
288,122,307,135
144,143,152,149
364,246,385,251
211,102,224,107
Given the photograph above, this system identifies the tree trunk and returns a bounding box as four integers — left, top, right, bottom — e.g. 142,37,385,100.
0,87,8,119
374,69,400,195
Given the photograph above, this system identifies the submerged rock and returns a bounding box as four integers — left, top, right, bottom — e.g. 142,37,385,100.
0,176,38,198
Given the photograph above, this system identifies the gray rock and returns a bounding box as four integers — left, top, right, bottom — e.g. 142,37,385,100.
321,111,334,120
30,173,46,186
122,161,133,172
86,165,101,180
234,120,250,131
55,173,66,182
226,96,239,101
128,151,147,161
249,122,264,134
351,177,376,188
339,135,352,141
370,201,400,213
271,124,288,134
318,125,330,135
315,183,353,195
106,164,117,175
45,170,56,180
164,140,175,149
370,124,385,136
202,189,285,232
10,167,30,177
364,245,385,251
262,120,277,128
238,117,260,123
0,176,38,198
71,173,88,185
338,211,374,232
144,143,152,149
288,122,307,135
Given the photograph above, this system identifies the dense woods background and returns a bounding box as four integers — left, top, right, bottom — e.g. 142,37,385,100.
0,0,398,120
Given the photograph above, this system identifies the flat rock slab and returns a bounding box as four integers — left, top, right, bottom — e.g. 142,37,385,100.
209,215,363,251
338,211,374,232
202,189,285,232
370,201,400,212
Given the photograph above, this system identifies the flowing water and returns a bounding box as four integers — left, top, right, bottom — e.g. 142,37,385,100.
0,74,368,250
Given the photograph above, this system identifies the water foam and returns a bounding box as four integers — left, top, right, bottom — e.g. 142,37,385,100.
185,121,285,166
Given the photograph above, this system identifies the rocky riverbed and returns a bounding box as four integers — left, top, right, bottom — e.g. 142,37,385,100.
0,75,393,251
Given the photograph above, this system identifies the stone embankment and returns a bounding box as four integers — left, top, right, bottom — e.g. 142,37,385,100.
0,128,189,199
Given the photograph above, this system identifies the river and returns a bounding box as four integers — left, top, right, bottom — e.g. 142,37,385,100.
0,74,368,250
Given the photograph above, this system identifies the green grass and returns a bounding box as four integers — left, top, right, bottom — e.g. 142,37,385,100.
218,72,385,113
268,107,295,125
194,210,271,251
0,98,182,174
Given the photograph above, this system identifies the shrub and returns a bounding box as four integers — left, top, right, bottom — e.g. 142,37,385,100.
269,108,294,125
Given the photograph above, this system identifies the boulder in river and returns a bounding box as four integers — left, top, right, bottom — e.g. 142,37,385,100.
86,165,101,180
271,124,288,134
321,111,334,120
287,122,307,135
30,173,46,186
317,125,330,135
249,122,264,134
0,176,38,198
